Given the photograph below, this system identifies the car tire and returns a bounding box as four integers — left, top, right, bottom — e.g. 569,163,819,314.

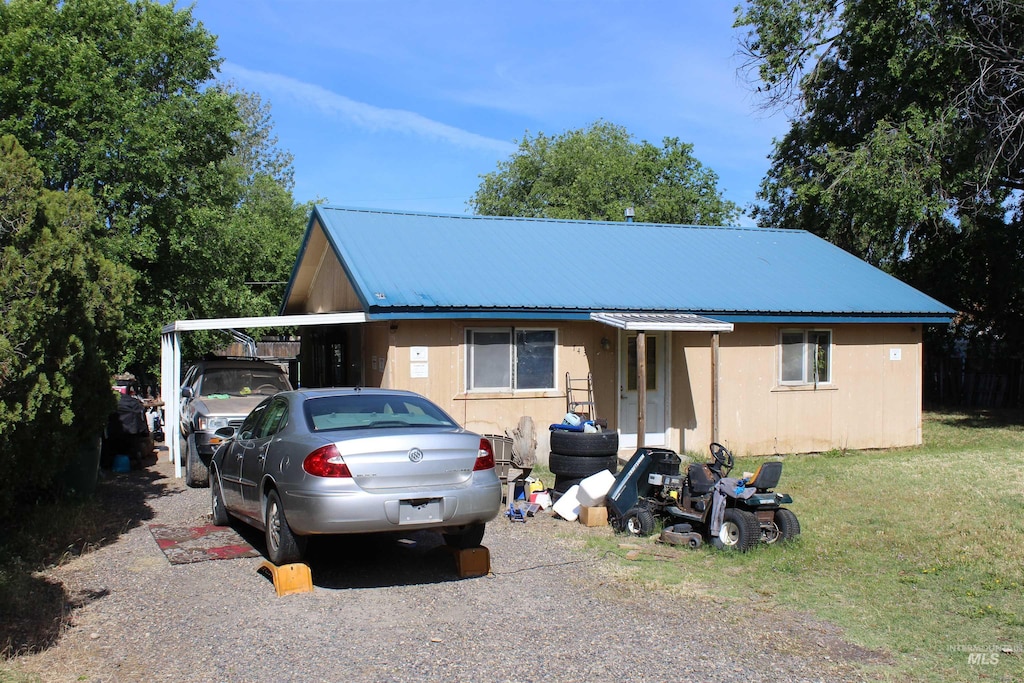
549,430,619,456
210,468,230,526
443,522,485,549
712,508,759,551
775,508,801,542
548,452,618,478
553,476,583,494
185,434,209,489
265,489,305,565
619,506,656,537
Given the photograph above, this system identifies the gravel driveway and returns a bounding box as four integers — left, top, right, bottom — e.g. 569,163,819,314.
11,451,883,682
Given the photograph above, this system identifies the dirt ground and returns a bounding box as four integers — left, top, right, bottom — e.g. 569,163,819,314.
4,446,886,683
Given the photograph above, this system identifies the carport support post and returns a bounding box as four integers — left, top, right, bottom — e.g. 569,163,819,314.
636,330,646,450
711,332,720,444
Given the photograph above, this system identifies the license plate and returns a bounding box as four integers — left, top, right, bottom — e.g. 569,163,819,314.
399,498,441,524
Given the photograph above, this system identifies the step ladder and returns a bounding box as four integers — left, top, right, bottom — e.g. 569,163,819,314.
565,371,596,419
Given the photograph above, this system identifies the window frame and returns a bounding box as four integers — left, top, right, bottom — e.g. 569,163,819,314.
465,326,558,392
778,328,832,386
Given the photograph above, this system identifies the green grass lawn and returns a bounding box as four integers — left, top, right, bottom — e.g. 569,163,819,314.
573,411,1024,682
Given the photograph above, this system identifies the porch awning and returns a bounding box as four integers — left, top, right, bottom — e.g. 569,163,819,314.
590,312,734,332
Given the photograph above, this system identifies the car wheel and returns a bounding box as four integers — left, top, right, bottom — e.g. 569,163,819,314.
548,452,618,478
549,430,619,456
443,523,485,549
265,489,305,565
619,506,656,537
210,469,230,526
712,508,759,551
185,434,209,489
775,508,801,542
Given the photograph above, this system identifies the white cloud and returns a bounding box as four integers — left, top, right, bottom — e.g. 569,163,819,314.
222,63,517,155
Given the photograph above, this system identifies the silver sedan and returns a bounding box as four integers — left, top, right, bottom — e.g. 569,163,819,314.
209,388,502,564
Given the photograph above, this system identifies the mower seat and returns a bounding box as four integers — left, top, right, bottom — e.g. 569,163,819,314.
748,461,783,491
687,463,716,495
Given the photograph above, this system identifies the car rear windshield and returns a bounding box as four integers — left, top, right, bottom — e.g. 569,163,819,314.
304,394,458,432
199,367,291,397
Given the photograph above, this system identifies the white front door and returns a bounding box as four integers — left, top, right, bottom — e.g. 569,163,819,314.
618,332,667,449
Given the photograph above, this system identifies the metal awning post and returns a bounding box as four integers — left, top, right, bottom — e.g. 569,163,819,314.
636,330,646,450
711,332,720,444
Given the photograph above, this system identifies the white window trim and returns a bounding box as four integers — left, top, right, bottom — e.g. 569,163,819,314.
465,326,558,392
779,328,832,386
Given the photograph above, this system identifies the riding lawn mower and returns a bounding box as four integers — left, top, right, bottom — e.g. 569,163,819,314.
606,443,801,551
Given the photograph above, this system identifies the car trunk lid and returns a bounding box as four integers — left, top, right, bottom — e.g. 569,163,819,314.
333,430,483,491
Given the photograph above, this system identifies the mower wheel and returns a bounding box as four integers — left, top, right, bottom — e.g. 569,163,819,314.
775,508,801,541
619,506,656,537
712,508,759,551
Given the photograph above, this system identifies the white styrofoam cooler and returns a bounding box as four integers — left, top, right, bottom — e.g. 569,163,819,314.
552,485,581,521
576,469,615,507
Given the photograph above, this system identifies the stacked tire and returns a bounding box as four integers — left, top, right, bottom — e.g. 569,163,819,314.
549,430,619,493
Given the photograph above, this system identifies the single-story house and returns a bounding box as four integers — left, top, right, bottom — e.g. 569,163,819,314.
278,206,954,460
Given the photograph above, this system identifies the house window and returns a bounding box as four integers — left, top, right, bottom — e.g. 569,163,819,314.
466,328,556,391
780,329,831,385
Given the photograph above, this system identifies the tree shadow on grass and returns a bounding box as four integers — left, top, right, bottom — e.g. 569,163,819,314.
930,408,1024,429
0,456,170,658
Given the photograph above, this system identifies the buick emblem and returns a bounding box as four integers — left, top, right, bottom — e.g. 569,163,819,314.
408,448,424,463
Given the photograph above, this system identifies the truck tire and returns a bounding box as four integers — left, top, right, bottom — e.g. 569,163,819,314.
549,430,619,456
548,452,618,478
185,434,209,488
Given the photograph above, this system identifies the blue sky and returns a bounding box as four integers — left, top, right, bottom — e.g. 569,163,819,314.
188,1,790,226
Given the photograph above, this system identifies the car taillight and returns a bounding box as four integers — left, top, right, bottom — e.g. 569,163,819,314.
473,437,495,471
303,445,352,478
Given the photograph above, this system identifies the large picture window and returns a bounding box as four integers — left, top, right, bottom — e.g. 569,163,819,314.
466,328,556,391
780,329,831,385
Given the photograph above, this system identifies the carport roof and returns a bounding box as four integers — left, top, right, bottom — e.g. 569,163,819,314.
281,206,954,324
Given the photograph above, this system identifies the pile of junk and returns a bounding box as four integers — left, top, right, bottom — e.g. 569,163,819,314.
496,410,801,552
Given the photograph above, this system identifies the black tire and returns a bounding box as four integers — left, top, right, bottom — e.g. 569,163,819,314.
775,508,801,542
185,434,209,488
712,508,759,551
619,506,656,537
265,489,305,564
549,430,619,456
548,452,618,478
443,523,485,549
553,476,582,494
210,468,230,526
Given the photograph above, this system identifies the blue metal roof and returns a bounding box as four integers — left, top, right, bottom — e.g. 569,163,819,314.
284,206,954,323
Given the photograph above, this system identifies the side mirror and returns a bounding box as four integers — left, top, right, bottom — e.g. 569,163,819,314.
214,426,236,439
180,386,194,399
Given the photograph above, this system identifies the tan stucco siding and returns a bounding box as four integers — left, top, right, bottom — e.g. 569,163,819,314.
699,323,923,456
365,320,616,463
324,318,923,461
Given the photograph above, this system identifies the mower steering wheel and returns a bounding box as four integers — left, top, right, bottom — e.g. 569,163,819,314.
709,442,734,475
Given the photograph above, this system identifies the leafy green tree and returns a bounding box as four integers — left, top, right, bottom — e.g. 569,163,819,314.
0,0,308,374
0,135,132,516
735,0,1024,352
470,120,740,225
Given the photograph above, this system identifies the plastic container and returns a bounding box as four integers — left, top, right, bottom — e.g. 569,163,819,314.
112,454,131,473
577,469,615,507
552,484,581,521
